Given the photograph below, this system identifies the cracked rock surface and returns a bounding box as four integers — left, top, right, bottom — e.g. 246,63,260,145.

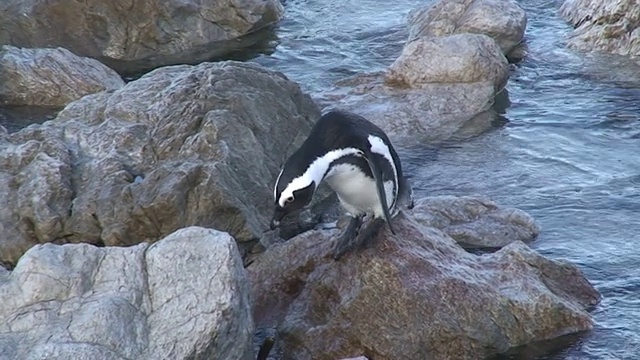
0,226,253,360
0,61,320,268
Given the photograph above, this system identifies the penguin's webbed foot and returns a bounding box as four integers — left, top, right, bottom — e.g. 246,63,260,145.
353,217,386,250
333,215,363,260
333,217,387,260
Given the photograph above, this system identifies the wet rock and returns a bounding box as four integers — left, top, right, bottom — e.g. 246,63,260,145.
0,46,124,107
412,195,540,248
408,0,527,57
0,0,284,75
386,34,509,91
248,198,600,360
560,0,640,57
0,61,320,267
0,226,254,360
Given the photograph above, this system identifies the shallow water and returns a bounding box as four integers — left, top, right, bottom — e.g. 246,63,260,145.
252,0,640,358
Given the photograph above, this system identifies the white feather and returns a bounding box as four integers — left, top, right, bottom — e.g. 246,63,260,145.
324,163,395,218
277,148,362,207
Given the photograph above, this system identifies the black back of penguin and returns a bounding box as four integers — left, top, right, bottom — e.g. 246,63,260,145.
276,110,408,205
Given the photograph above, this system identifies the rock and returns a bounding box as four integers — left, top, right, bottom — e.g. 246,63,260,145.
316,16,511,146
385,34,510,92
560,0,640,57
248,198,600,360
0,0,284,75
0,61,321,267
317,72,504,145
408,0,527,57
0,46,124,107
412,195,540,248
0,226,254,360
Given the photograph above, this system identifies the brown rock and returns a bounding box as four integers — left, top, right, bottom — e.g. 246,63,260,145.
0,46,124,107
248,200,599,360
0,0,284,75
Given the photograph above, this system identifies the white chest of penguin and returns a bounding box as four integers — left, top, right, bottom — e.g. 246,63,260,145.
324,163,395,218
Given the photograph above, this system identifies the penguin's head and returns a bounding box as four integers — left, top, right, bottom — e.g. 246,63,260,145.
270,165,318,230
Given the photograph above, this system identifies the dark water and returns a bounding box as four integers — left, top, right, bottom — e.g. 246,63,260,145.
251,0,640,359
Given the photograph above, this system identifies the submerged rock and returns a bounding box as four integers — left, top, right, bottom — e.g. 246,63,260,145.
0,46,124,107
408,0,527,57
560,0,640,57
0,227,254,360
0,0,284,74
0,61,320,267
249,198,599,360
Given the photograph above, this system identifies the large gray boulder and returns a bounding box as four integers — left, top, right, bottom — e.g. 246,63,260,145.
0,0,284,74
560,0,640,57
0,61,320,268
408,0,527,57
0,226,254,360
249,198,600,360
0,46,124,107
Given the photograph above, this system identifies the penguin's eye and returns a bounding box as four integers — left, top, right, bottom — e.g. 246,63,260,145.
285,196,294,203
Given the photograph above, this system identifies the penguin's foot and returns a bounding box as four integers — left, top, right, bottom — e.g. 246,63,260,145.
353,217,386,250
333,215,363,260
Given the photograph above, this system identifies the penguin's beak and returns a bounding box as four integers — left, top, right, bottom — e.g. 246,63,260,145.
270,208,285,230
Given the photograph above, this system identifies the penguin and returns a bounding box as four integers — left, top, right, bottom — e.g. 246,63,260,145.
270,110,414,260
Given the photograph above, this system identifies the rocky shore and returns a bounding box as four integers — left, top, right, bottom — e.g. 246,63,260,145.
0,0,629,358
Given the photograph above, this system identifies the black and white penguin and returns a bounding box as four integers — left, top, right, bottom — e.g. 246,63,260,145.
270,110,413,259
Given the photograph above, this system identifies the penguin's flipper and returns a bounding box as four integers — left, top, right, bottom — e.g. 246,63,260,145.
362,149,396,235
